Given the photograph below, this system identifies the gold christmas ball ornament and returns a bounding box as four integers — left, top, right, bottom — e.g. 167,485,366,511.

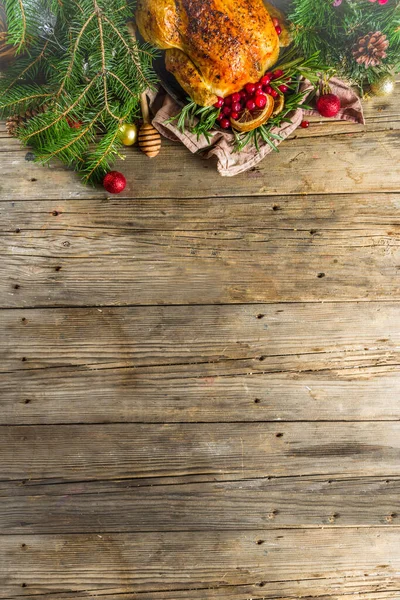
370,75,396,97
118,123,138,146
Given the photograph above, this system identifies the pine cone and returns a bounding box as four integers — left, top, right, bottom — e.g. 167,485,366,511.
353,31,389,68
6,115,24,137
6,104,48,137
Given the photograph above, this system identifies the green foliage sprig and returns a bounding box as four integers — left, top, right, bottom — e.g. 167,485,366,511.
168,51,330,153
0,0,158,183
290,0,400,91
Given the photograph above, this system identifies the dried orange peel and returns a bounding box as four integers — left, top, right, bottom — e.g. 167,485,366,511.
230,94,275,132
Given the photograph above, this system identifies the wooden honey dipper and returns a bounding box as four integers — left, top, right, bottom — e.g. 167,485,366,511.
138,92,161,158
126,21,161,159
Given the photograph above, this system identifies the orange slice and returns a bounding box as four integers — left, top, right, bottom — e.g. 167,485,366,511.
230,94,275,132
272,93,285,117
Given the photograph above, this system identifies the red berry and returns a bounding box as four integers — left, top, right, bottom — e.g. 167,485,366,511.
230,112,239,120
300,120,310,129
270,89,279,99
232,92,241,103
246,99,256,111
255,87,266,97
255,94,267,108
275,25,282,35
240,90,247,99
245,83,256,95
260,74,271,86
217,113,225,122
213,97,224,108
278,84,289,93
224,95,233,106
103,171,127,194
316,93,341,118
232,101,242,113
272,17,280,27
220,118,231,129
271,69,284,80
264,85,273,95
222,105,231,116
255,82,263,91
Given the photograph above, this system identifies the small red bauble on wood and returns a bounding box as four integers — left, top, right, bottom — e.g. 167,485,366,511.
316,93,341,118
103,171,127,194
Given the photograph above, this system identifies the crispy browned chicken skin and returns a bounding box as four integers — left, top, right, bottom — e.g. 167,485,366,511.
136,0,289,106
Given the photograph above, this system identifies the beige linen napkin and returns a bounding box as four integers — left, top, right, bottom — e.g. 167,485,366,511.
149,77,365,177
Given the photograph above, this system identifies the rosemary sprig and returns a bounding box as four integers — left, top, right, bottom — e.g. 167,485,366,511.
168,100,219,142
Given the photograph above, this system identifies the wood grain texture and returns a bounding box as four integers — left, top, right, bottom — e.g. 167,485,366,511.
1,422,400,483
1,529,399,598
1,193,400,307
1,364,399,425
0,130,399,201
1,476,398,533
0,82,398,202
1,303,400,424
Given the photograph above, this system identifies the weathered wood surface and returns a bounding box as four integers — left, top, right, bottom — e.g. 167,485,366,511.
0,84,399,202
1,193,400,307
1,303,400,424
1,83,400,600
1,529,400,598
1,422,400,483
1,476,399,533
1,364,399,425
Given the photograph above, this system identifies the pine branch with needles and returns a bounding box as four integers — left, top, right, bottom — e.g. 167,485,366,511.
0,0,159,184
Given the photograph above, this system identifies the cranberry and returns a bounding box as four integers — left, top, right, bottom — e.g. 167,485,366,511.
275,25,282,35
220,118,231,129
214,97,224,109
222,106,232,116
246,99,256,111
278,84,289,93
270,89,279,99
245,83,256,95
255,94,267,108
232,101,242,113
240,90,247,99
217,113,225,122
255,82,263,91
272,17,280,27
230,112,239,120
260,74,271,86
271,69,284,80
301,120,310,129
224,95,232,106
264,85,273,95
232,92,241,103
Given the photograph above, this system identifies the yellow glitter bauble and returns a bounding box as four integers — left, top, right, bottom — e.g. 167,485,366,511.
370,75,395,97
118,123,138,146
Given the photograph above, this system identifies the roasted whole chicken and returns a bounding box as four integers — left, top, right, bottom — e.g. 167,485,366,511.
136,0,289,106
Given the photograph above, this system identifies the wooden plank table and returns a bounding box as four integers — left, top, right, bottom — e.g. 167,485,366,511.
1,84,400,600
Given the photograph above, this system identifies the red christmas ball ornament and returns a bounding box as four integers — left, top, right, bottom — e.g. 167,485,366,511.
316,93,341,118
103,171,127,194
